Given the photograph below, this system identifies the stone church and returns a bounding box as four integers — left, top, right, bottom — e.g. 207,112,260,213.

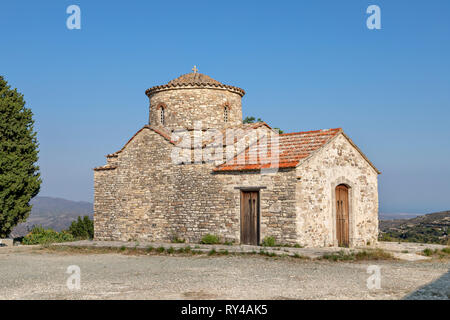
94,69,380,247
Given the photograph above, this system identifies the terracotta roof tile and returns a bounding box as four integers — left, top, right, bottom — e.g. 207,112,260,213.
93,165,117,171
96,125,380,174
168,73,222,86
214,128,342,172
145,72,245,97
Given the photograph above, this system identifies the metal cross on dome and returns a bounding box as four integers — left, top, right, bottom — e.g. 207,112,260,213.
192,65,198,74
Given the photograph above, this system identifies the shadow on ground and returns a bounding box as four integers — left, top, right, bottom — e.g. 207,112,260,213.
403,270,450,300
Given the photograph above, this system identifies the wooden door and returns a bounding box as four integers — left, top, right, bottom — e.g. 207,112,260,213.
335,185,349,247
240,191,259,245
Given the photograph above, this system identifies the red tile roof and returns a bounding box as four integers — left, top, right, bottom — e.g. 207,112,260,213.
146,72,245,97
214,128,342,172
95,125,380,174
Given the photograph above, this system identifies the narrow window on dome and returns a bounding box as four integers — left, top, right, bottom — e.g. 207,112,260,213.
224,106,228,123
160,107,165,125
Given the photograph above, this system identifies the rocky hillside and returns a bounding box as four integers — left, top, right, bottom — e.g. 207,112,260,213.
10,196,93,238
379,211,450,244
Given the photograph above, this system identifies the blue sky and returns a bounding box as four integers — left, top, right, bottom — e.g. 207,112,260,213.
1,0,449,213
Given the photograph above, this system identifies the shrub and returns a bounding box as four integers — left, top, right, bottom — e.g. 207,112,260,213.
419,247,450,259
321,250,354,261
157,246,165,253
321,249,394,261
258,249,277,257
67,216,94,239
171,236,185,243
22,226,74,245
355,249,394,260
379,234,392,242
379,226,449,245
261,236,276,247
208,248,217,256
166,247,175,254
201,234,220,244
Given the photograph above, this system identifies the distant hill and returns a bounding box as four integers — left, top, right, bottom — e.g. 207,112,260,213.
10,196,93,238
379,211,450,244
379,212,424,220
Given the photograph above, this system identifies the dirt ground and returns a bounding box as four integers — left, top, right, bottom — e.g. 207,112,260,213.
0,246,448,300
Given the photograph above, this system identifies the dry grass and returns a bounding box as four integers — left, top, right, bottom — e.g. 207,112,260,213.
40,245,398,262
320,249,395,262
421,247,450,260
40,245,165,256
40,244,311,261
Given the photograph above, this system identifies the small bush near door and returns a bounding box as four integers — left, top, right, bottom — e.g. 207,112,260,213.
201,234,220,244
261,236,276,247
171,236,186,243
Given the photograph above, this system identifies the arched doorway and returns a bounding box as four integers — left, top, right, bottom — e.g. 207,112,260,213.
335,184,349,247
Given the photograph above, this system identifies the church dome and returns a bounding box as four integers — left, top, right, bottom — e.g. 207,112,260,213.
145,71,245,97
146,68,244,130
168,72,222,86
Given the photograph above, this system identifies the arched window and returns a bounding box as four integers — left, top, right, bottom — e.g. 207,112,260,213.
160,106,165,125
224,106,229,123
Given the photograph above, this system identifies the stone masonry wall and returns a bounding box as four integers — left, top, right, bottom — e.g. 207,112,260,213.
95,128,378,247
94,127,298,244
216,170,298,244
94,128,174,241
295,133,379,247
148,88,242,130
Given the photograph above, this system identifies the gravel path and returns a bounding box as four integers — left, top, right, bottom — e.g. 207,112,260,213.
0,246,448,300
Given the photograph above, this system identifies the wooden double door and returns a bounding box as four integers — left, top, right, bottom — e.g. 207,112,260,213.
240,191,259,245
336,185,349,247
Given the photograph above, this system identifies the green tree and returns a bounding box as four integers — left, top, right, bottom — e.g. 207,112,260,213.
243,116,284,134
243,116,262,124
67,215,94,239
0,76,41,238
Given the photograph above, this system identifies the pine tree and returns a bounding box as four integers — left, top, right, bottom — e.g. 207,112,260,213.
0,76,41,238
